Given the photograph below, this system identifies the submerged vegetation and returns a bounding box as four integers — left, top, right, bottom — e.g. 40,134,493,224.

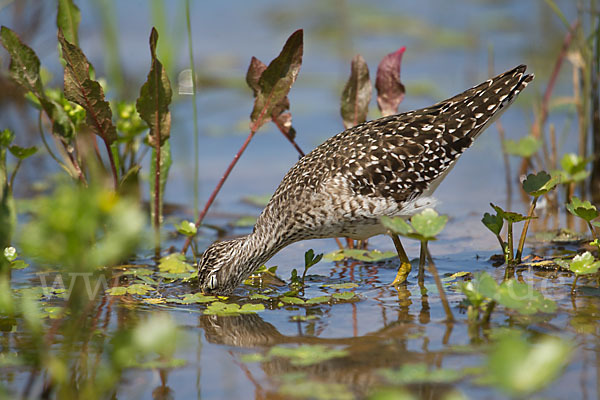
0,0,599,398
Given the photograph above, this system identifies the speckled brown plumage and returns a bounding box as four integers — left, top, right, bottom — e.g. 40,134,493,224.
198,65,534,294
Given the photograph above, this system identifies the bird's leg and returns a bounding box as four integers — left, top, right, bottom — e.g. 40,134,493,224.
390,233,412,285
424,242,454,322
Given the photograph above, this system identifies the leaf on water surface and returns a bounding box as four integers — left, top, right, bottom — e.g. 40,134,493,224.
178,293,217,304
566,197,599,223
569,252,600,275
249,30,303,131
279,380,354,400
305,296,331,305
322,282,359,289
203,301,264,315
482,212,503,235
280,296,306,305
324,248,396,262
375,46,406,117
521,171,558,197
268,344,348,366
332,292,357,301
137,27,172,147
290,315,319,322
341,54,372,129
249,293,270,300
58,30,117,145
158,253,194,274
57,0,81,45
441,271,471,282
106,286,128,296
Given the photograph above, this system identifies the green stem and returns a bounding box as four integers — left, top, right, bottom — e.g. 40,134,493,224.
482,301,496,324
571,274,580,294
8,159,22,192
516,196,538,263
507,222,514,264
424,241,454,322
587,221,599,242
418,241,426,286
37,112,71,176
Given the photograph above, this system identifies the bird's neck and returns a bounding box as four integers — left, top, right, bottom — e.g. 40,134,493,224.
236,225,288,277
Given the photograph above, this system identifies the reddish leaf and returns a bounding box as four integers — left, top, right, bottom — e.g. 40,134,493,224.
375,47,406,117
341,54,372,129
249,29,303,131
246,56,267,97
58,30,117,144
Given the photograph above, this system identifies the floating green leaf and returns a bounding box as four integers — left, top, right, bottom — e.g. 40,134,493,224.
323,248,396,262
203,301,264,316
332,292,357,301
379,363,464,384
158,253,194,274
305,296,331,305
280,296,305,305
322,282,359,289
268,344,347,366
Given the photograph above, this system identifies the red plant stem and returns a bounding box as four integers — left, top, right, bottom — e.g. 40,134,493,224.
272,117,305,157
182,126,260,254
522,20,579,175
104,140,118,190
154,138,161,231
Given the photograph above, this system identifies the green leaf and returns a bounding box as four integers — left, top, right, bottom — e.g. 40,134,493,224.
249,30,303,131
57,0,81,45
566,197,599,223
158,253,194,274
341,54,372,129
268,344,347,366
107,286,128,296
58,30,117,145
280,296,305,305
0,26,44,95
411,208,447,239
381,215,414,236
239,303,265,313
137,28,172,147
323,248,396,262
0,129,14,148
482,212,503,235
332,292,356,301
487,330,572,396
560,153,587,176
569,251,600,275
503,135,541,158
491,203,532,223
322,282,359,289
304,249,323,269
8,145,37,160
175,220,197,236
522,171,557,197
379,363,464,384
305,296,331,304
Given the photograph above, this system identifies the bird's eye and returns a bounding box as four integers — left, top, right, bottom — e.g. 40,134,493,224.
207,274,218,290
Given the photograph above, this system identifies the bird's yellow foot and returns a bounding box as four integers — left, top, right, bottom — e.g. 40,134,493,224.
391,261,412,286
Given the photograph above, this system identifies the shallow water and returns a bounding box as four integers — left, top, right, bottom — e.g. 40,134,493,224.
1,0,597,399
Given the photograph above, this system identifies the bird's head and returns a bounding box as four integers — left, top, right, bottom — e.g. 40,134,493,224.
197,238,249,295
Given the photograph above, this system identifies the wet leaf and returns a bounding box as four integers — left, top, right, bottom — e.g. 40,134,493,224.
332,292,356,301
175,220,197,236
482,212,503,235
305,296,331,304
106,286,128,296
566,197,599,223
279,380,354,400
249,294,270,300
268,344,347,366
249,30,303,131
58,30,117,145
203,301,264,315
322,282,359,289
8,145,37,160
441,271,471,282
569,252,600,275
158,253,194,274
341,54,372,129
137,27,172,147
126,283,155,295
522,171,557,197
503,136,541,158
375,46,406,116
280,296,305,305
57,0,80,45
324,248,396,262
